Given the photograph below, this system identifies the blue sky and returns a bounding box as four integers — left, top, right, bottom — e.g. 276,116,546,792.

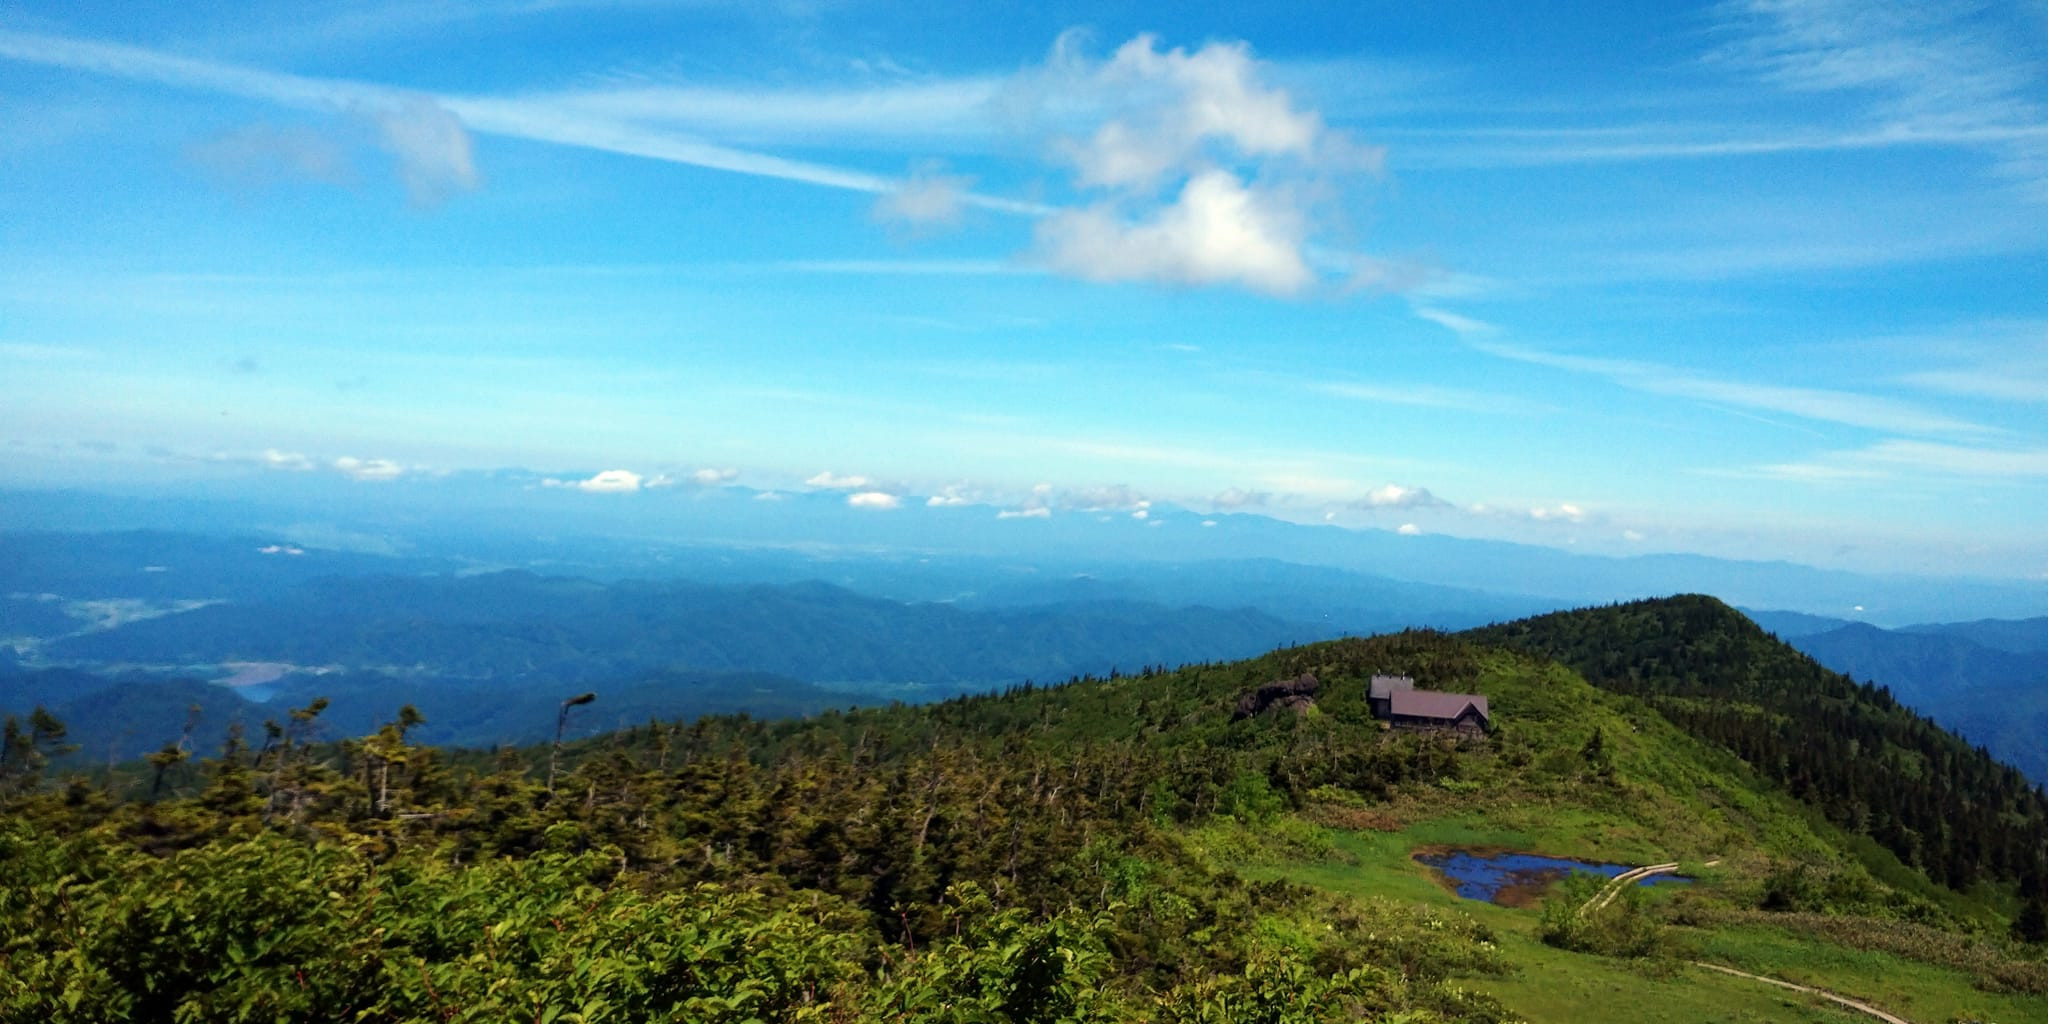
2,0,2045,578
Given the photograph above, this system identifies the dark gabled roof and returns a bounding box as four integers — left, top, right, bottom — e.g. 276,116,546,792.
1388,689,1489,723
1369,674,1416,700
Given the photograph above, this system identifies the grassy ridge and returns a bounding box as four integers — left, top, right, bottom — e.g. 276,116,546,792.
5,599,2044,1022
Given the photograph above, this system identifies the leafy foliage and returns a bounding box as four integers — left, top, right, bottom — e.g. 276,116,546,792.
1537,873,1663,958
0,632,1540,1022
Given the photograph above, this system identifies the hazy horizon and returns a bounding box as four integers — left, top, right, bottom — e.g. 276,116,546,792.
4,2,2046,582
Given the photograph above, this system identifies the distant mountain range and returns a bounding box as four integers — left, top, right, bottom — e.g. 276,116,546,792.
6,525,2047,783
0,654,874,764
37,570,1346,689
1744,609,2048,783
5,482,2045,624
8,531,1432,755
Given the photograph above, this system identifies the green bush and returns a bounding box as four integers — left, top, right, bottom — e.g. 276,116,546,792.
1538,872,1663,958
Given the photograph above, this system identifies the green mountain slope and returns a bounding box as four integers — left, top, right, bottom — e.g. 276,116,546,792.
4,597,2044,1023
1466,595,2048,895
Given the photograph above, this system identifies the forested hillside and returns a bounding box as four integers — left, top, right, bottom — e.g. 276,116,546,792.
1467,595,2048,895
4,600,2045,1022
1781,621,2048,783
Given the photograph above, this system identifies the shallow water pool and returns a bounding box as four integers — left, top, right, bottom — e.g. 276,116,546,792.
1414,848,1692,906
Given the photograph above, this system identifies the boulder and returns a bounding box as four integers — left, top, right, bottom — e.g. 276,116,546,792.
1232,671,1319,719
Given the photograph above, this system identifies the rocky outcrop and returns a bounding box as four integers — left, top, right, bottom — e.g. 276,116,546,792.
1233,672,1319,719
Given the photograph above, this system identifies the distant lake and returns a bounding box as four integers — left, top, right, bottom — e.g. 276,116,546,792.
1416,848,1692,907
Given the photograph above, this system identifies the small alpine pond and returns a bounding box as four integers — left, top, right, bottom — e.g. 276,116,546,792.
1415,847,1693,907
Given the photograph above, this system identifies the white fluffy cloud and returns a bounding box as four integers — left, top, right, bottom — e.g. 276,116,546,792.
581,469,643,493
1352,484,1448,510
846,491,901,509
646,467,739,488
1397,523,1422,536
332,455,403,481
1036,170,1312,294
262,448,315,471
1527,503,1586,523
544,468,642,493
1015,33,1379,296
994,483,1059,519
1042,33,1329,190
806,470,872,489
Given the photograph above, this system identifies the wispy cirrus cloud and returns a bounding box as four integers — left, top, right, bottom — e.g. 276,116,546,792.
1762,439,2048,481
1896,326,2048,404
1410,306,1496,336
1378,0,2048,201
1732,437,2048,484
771,258,1026,276
512,75,1005,148
1903,366,2048,404
1713,0,2048,201
0,27,1032,213
0,29,477,203
1313,378,1547,415
1468,338,1993,438
332,455,405,481
1392,121,2048,171
0,26,1395,296
1859,440,2048,477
